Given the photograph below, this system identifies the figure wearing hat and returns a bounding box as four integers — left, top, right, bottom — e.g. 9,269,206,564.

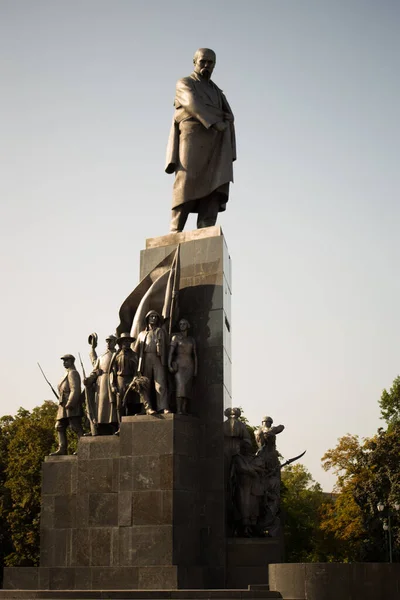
50,354,83,455
133,310,170,413
84,333,118,435
110,332,139,427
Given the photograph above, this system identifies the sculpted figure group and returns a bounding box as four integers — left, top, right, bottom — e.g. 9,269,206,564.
50,312,197,454
224,409,285,538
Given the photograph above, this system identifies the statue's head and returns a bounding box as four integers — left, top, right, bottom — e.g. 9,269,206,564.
224,407,241,419
117,332,135,349
262,416,273,427
60,354,75,369
105,334,117,351
146,310,161,328
193,48,216,80
178,318,190,332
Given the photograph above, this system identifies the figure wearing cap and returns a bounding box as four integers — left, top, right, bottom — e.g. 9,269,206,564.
133,310,170,413
84,333,118,435
255,416,285,451
50,354,83,455
110,332,138,427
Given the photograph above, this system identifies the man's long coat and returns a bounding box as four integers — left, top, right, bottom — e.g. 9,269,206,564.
56,367,83,420
165,72,236,211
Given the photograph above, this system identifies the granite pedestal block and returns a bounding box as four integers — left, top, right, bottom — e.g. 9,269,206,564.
226,538,284,589
269,562,400,600
140,226,232,587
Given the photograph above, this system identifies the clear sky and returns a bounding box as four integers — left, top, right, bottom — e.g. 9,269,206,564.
1,0,399,491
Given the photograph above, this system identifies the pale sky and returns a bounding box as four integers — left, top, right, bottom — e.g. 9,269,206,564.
1,0,399,491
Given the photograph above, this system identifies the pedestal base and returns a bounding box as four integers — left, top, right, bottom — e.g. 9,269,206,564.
226,538,284,589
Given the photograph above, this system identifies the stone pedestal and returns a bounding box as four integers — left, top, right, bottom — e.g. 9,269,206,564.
3,227,232,593
226,538,284,589
140,225,232,588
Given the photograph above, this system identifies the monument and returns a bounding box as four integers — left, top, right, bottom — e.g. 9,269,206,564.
0,49,286,598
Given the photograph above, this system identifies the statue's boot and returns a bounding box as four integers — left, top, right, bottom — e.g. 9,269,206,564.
50,430,68,456
141,395,156,415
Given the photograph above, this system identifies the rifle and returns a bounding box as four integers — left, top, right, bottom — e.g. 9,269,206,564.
78,353,97,428
37,362,59,401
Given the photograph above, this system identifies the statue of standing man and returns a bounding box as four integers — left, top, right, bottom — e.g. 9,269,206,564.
165,48,236,232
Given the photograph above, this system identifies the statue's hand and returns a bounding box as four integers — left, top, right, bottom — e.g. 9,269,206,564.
213,121,228,132
224,112,234,123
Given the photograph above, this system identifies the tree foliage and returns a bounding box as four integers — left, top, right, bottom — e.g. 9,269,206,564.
281,463,334,562
0,401,57,571
321,420,400,562
379,375,400,429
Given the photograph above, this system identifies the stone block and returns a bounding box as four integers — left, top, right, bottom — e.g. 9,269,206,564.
132,455,162,491
118,491,132,526
173,490,200,525
42,459,75,496
53,528,70,567
2,567,39,589
173,417,200,458
78,458,114,494
54,494,76,529
119,455,133,491
132,490,172,526
39,528,53,566
40,494,54,529
38,567,50,589
119,420,133,456
140,245,174,279
131,416,173,456
77,437,90,459
120,525,173,566
90,527,112,566
88,493,118,527
179,277,224,314
226,566,269,589
88,435,120,459
174,454,200,491
145,225,222,250
70,528,90,567
48,566,75,590
75,492,89,528
112,457,120,492
91,566,136,590
227,538,283,567
74,566,92,590
138,566,178,590
111,527,119,566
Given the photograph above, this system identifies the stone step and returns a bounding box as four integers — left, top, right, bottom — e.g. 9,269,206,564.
0,589,283,600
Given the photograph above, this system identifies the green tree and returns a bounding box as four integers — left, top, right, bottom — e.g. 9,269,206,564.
379,375,400,429
0,401,57,567
321,422,400,562
281,463,333,561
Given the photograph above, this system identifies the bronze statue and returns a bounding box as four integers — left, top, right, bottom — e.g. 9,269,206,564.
168,318,197,414
50,354,83,455
83,334,118,435
110,333,138,430
255,416,285,450
226,413,285,538
133,311,170,414
223,407,252,472
165,48,236,232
